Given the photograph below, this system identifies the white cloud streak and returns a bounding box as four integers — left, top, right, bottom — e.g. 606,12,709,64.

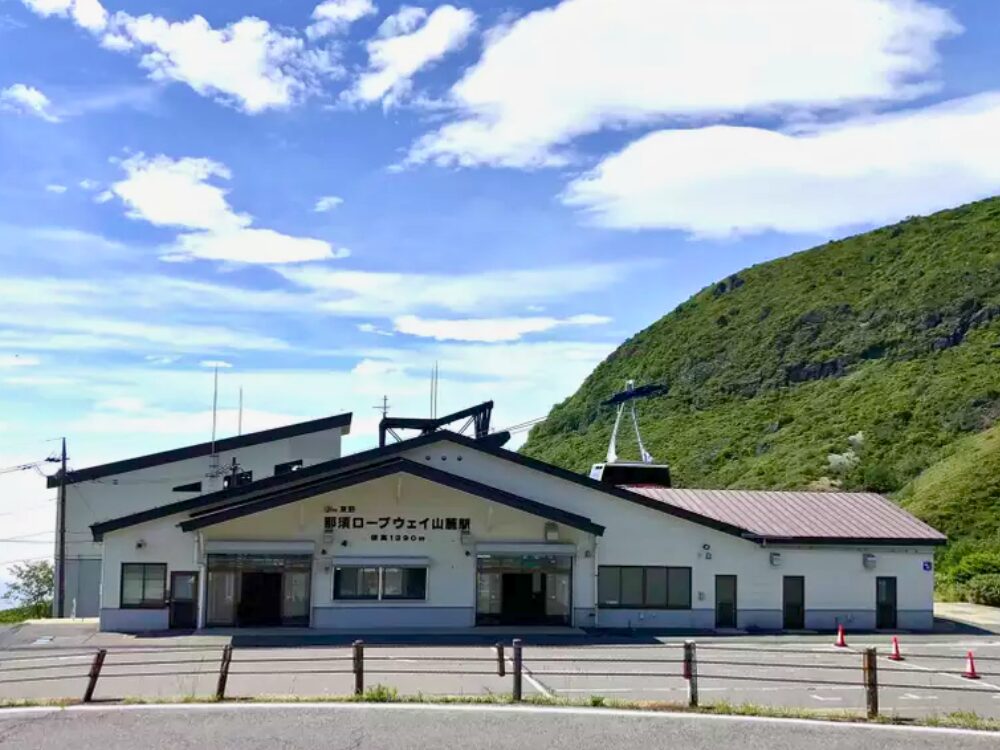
407,0,961,168
21,0,342,113
393,313,610,342
0,83,60,122
350,4,476,106
307,0,377,40
563,91,1000,236
314,195,344,212
278,262,637,315
111,154,345,263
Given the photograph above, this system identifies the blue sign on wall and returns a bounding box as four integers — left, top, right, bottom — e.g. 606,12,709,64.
922,561,933,571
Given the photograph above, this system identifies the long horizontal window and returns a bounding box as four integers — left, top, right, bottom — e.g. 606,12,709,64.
121,563,167,609
334,566,426,601
598,566,691,609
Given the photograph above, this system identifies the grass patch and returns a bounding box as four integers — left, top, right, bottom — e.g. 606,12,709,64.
0,603,50,624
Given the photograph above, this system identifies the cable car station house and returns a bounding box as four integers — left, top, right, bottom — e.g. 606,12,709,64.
71,401,945,633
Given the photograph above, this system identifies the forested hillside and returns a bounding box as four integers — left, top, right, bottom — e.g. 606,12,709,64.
522,198,1000,599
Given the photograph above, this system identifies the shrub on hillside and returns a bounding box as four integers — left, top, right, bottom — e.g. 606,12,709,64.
964,574,1000,607
950,551,1000,585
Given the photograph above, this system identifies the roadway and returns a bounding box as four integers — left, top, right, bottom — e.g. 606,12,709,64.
0,703,998,750
3,636,1000,719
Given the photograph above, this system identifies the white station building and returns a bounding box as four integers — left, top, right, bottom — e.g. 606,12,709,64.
54,404,946,633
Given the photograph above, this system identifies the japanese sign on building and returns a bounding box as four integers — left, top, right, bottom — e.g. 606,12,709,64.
323,505,471,542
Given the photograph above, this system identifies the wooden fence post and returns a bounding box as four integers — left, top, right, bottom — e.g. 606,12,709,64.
496,643,506,677
684,640,698,708
863,647,879,719
215,644,233,701
353,640,365,697
512,639,523,702
82,649,106,703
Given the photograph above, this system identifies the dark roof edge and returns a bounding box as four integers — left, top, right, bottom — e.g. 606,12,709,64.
55,412,353,487
179,458,605,536
751,535,947,547
90,431,503,540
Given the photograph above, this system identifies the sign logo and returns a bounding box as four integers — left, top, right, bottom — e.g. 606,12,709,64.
922,561,933,572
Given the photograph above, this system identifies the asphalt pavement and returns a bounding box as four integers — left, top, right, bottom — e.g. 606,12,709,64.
3,621,1000,719
1,703,998,750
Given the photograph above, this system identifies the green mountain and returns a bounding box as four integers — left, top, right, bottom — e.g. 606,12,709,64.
521,197,1000,597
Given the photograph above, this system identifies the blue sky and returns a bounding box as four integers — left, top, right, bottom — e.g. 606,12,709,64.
2,0,1000,582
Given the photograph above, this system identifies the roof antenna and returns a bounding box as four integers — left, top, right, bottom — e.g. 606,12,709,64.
429,361,439,418
207,365,221,482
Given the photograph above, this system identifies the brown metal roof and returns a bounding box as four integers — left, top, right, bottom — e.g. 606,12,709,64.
621,486,946,545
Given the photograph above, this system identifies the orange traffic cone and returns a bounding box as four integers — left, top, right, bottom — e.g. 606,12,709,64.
888,636,904,661
963,651,980,680
834,623,847,648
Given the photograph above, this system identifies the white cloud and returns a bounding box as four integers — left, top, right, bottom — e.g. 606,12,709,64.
393,313,610,342
112,154,247,232
407,0,961,168
45,183,67,193
358,322,394,336
94,190,114,203
200,359,232,369
376,5,426,37
278,262,636,315
111,154,344,263
168,228,350,264
0,83,59,122
78,179,100,190
307,0,377,40
314,195,344,212
95,396,145,412
21,0,106,32
563,91,1000,236
108,13,336,113
350,4,475,106
21,1,340,113
0,354,41,368
145,354,179,365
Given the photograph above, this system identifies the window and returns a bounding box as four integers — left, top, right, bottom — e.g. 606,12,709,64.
382,567,427,600
597,566,692,609
334,566,427,601
120,563,167,608
274,459,303,476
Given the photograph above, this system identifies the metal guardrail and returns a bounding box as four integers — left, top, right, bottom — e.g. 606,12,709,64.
1,639,998,717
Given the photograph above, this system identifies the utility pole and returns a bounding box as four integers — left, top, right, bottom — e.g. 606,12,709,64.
56,437,67,618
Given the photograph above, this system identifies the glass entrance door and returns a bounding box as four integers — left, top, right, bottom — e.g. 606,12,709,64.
476,554,572,625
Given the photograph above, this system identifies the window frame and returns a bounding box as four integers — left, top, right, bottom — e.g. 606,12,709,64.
120,562,168,609
597,565,692,610
333,565,428,602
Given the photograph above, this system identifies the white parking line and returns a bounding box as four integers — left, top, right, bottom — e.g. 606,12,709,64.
809,695,842,702
899,693,939,701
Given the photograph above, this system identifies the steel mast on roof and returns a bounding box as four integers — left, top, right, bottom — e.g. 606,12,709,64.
590,379,672,487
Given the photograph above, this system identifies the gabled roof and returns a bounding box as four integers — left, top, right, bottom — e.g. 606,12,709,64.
52,412,352,488
178,457,605,536
624,486,947,546
91,429,482,541
90,426,945,547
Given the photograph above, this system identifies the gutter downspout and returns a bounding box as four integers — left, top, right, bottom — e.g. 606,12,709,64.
593,535,600,629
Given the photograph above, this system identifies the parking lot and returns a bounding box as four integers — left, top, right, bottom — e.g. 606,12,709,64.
3,622,1000,719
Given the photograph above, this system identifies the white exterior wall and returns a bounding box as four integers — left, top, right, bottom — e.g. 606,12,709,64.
395,445,937,631
96,440,937,632
61,427,344,618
